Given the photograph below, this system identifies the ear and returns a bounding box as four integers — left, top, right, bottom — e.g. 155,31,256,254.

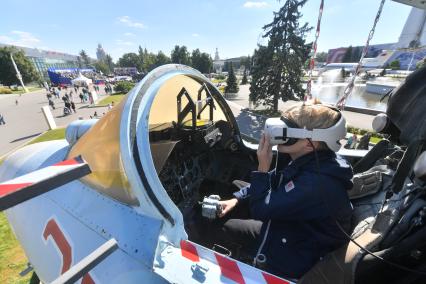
303,139,318,151
303,139,314,150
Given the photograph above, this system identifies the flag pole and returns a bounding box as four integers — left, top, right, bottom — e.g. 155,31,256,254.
10,53,28,94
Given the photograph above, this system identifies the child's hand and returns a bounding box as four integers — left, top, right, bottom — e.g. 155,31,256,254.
218,198,238,217
257,133,273,172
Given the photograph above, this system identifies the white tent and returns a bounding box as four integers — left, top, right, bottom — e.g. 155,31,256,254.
71,73,92,86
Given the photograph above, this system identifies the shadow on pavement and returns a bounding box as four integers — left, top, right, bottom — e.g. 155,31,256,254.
10,132,42,143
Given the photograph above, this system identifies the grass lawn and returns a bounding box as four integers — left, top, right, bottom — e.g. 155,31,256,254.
0,128,66,283
96,93,125,107
370,136,382,144
11,87,43,95
28,128,66,145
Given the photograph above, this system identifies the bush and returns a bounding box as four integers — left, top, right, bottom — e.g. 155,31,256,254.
214,74,226,80
114,81,135,93
0,87,12,94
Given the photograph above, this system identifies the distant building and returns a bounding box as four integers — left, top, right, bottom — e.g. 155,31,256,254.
96,44,107,61
113,67,138,76
212,48,247,74
0,43,80,80
214,48,220,61
213,48,224,73
325,7,426,71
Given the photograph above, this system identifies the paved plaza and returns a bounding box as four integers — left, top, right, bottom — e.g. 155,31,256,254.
0,87,111,158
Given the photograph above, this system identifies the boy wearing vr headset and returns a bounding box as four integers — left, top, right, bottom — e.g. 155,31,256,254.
218,102,353,279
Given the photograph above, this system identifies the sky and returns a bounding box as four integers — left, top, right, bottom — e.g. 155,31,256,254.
0,0,412,61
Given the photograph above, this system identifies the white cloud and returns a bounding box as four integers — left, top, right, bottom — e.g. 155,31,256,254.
192,33,199,37
115,39,135,46
0,31,41,47
243,1,268,8
124,32,135,36
117,16,145,29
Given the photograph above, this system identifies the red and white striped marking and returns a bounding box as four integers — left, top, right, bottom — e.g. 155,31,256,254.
0,157,84,197
178,240,294,284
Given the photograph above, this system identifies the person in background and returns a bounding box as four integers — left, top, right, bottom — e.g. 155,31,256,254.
0,113,6,125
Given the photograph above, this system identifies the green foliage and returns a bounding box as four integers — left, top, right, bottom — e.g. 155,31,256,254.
346,125,383,139
0,212,35,284
225,63,239,93
250,0,311,111
315,51,328,62
191,49,213,73
29,128,66,144
117,52,141,71
138,46,155,72
114,81,135,93
93,60,110,75
105,54,115,72
171,45,191,65
389,60,401,70
0,46,39,86
0,87,12,94
97,93,125,106
241,69,248,85
79,50,90,66
416,58,426,69
154,51,171,68
214,74,226,80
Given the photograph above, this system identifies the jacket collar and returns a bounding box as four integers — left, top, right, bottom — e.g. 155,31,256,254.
277,150,334,181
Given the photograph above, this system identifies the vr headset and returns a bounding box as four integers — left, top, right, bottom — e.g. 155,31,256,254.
264,106,346,152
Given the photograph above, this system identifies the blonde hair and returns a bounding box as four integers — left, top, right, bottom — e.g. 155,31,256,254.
284,100,341,150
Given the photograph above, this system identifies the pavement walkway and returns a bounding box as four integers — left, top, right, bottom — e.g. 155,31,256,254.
0,87,112,158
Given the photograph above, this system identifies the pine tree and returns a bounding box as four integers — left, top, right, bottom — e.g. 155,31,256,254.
241,68,248,85
225,63,239,94
79,50,90,66
249,0,311,111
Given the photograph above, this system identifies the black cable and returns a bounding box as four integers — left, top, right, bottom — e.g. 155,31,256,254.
308,139,426,275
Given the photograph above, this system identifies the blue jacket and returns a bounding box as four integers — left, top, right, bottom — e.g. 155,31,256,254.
237,150,353,279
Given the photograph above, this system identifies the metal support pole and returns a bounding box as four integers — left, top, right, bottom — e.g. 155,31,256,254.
51,239,118,284
10,54,28,93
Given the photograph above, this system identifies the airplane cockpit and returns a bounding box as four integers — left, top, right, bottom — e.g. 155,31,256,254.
148,72,257,245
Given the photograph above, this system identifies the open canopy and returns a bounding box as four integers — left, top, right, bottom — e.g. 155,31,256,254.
71,73,92,86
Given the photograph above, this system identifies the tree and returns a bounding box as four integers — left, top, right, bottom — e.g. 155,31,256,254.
0,46,39,86
315,51,328,63
93,61,110,75
241,68,248,85
171,45,191,65
117,53,142,71
191,49,213,73
105,54,115,72
416,57,426,69
79,50,90,66
389,59,401,70
154,51,171,68
249,0,311,111
342,46,353,63
225,63,239,93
